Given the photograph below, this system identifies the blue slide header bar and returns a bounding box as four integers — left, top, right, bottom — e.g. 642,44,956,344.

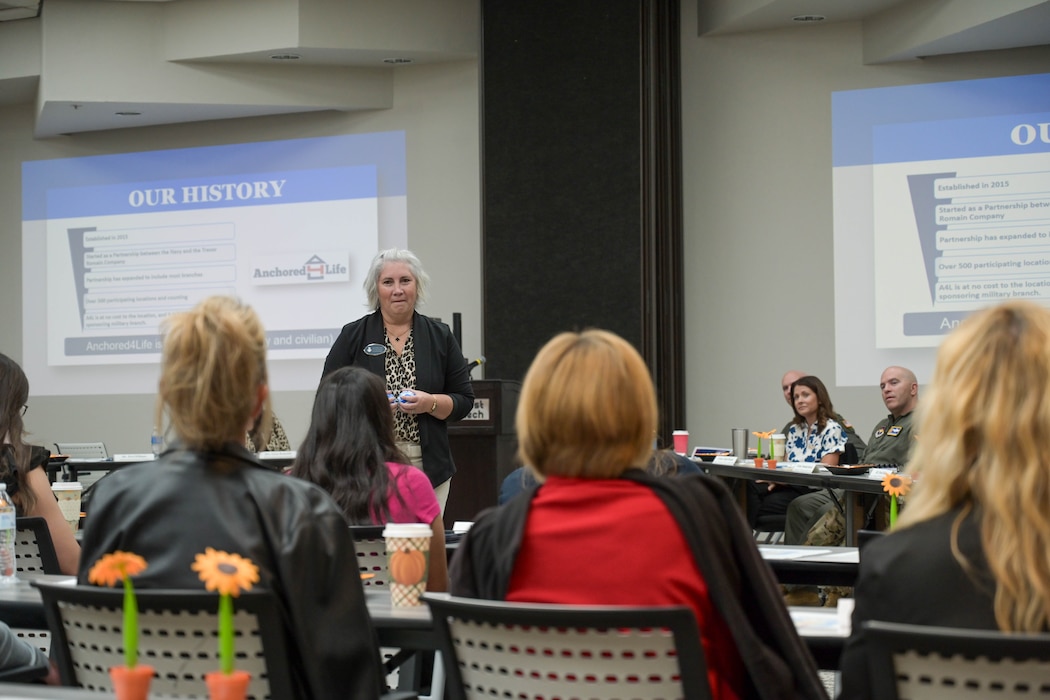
43,166,375,219
23,131,405,222
833,73,1050,167
873,111,1050,164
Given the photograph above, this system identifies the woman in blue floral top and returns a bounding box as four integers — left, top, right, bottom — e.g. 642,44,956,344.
785,375,847,464
748,375,846,528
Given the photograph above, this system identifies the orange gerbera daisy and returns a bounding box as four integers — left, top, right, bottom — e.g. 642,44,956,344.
882,473,912,498
87,551,148,587
752,429,776,458
87,551,148,669
192,548,259,597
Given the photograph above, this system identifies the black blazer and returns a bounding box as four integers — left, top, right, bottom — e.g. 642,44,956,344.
321,310,474,486
839,508,999,699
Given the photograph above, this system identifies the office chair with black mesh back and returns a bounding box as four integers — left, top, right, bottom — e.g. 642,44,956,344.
16,517,61,576
11,517,60,657
863,619,1050,699
855,528,885,553
424,595,711,700
754,513,786,544
350,524,388,589
35,583,295,699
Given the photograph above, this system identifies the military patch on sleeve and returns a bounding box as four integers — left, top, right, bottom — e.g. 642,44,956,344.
887,426,903,437
874,428,885,439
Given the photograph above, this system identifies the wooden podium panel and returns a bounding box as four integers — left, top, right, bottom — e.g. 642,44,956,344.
445,380,521,524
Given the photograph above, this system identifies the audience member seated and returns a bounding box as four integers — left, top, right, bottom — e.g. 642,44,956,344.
778,370,866,462
747,375,848,529
77,296,383,700
785,366,919,547
498,448,702,505
840,301,1050,699
0,353,80,575
291,366,448,592
245,410,291,453
450,329,826,700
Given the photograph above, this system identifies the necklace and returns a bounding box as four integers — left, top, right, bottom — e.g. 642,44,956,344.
387,325,411,343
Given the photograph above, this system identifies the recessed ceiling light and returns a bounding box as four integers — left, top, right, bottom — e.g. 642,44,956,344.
270,54,301,61
115,111,142,116
792,15,826,23
383,58,413,65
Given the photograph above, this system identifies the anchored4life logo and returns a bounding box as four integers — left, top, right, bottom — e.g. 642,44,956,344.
252,251,350,286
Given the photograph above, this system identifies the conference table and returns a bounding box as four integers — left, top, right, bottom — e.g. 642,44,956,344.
447,540,858,586
758,544,858,587
698,459,892,546
47,451,296,485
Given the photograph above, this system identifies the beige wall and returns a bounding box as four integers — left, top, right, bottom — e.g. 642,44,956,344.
6,0,1050,455
680,1,1050,448
0,59,479,452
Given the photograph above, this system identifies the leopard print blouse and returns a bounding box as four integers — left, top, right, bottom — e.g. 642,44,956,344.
386,331,420,445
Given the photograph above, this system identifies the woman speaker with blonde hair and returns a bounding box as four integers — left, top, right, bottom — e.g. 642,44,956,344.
841,300,1050,698
450,329,824,700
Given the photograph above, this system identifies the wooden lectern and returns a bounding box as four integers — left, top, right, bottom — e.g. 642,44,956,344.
445,379,521,524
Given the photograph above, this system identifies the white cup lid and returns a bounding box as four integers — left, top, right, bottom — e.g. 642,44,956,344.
51,482,83,491
672,430,689,435
772,434,786,439
382,523,432,539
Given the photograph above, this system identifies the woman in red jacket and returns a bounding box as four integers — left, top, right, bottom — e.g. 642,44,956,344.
450,329,824,700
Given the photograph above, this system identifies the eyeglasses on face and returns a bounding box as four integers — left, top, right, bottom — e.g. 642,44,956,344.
20,405,27,416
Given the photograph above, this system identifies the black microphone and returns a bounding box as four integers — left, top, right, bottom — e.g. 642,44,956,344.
467,356,486,370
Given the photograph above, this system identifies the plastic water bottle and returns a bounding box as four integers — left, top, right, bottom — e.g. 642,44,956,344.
0,484,16,584
151,426,164,458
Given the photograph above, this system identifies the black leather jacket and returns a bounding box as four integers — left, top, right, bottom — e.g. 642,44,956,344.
78,443,384,699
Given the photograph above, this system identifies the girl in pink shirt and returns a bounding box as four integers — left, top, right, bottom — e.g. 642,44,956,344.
292,366,447,591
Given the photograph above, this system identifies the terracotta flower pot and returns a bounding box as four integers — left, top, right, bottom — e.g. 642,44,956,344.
766,459,778,470
206,670,252,700
753,457,764,469
110,665,154,700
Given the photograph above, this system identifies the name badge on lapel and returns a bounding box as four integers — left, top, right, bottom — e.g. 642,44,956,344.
364,343,387,356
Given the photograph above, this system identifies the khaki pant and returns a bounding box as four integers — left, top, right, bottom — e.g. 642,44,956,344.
396,441,451,515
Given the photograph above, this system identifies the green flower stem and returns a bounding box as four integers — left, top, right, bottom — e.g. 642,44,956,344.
123,577,138,668
889,495,898,527
219,594,233,675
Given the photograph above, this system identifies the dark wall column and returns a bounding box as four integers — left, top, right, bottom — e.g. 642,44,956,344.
480,1,684,443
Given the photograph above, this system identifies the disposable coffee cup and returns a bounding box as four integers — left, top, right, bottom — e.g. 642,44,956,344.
771,434,787,461
672,430,689,455
382,523,432,606
51,482,82,533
